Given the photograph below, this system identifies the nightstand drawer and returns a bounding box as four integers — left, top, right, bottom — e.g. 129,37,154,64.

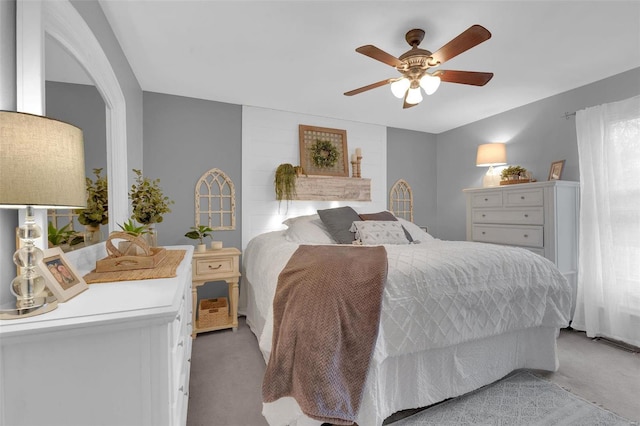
471,192,503,207
473,224,543,247
504,188,543,207
472,207,543,225
194,257,234,278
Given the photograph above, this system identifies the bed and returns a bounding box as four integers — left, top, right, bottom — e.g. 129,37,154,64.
242,208,572,426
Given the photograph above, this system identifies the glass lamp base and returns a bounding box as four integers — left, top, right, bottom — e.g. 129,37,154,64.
0,296,58,320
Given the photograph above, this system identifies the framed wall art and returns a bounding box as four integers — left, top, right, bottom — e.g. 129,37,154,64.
37,247,88,302
299,125,349,177
548,160,566,180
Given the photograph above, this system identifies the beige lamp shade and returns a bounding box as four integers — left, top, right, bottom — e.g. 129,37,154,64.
476,143,507,167
0,111,86,209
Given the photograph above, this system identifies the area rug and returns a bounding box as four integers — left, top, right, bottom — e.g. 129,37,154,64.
392,371,636,426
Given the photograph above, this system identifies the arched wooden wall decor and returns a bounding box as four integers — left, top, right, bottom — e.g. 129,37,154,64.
195,168,236,230
389,179,414,222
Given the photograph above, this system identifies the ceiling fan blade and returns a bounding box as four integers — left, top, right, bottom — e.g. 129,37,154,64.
344,79,393,96
429,25,491,65
356,45,403,68
437,70,494,86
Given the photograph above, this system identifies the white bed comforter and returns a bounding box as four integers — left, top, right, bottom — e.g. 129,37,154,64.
243,230,572,424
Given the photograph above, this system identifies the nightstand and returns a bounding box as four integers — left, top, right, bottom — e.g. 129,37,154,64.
191,247,241,337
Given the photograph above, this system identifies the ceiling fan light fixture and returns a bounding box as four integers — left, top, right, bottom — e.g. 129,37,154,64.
406,87,423,105
420,74,441,95
390,78,410,98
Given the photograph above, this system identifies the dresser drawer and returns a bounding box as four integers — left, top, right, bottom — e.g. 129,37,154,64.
472,207,544,225
194,256,234,279
472,224,543,247
470,192,503,207
504,188,544,207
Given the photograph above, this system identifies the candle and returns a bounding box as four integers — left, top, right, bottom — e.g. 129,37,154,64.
351,154,357,162
355,148,362,157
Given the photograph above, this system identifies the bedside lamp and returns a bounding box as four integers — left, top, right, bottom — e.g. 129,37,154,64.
0,111,85,318
476,143,507,187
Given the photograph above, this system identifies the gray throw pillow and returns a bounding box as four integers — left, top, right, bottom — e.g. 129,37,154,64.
317,206,361,244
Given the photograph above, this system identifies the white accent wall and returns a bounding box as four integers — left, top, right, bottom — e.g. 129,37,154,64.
242,106,387,249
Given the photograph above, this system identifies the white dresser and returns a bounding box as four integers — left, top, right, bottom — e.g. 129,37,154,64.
0,245,194,426
464,181,579,314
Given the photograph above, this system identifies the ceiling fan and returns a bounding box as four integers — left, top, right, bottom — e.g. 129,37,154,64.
344,25,494,109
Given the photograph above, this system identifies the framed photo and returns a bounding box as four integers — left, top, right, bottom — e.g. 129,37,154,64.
299,125,349,177
548,160,566,180
37,247,88,302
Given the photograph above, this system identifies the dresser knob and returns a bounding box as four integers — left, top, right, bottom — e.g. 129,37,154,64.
482,231,486,235
482,214,486,217
524,214,529,218
484,198,488,201
208,264,222,270
179,386,184,392
524,234,528,238
178,340,184,347
176,314,181,321
521,196,525,200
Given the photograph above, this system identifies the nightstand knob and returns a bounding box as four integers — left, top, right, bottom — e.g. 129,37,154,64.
208,264,222,270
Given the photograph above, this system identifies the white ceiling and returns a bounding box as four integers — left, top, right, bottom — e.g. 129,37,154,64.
56,1,640,134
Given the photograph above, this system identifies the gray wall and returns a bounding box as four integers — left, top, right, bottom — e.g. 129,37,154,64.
46,81,107,176
387,127,438,234
72,0,144,180
142,91,242,250
435,67,640,241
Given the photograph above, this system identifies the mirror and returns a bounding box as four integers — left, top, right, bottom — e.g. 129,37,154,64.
45,34,108,249
39,0,129,232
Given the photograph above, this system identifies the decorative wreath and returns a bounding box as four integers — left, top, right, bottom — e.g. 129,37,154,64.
310,139,339,168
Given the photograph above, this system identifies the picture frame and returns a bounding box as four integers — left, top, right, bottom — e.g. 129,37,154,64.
299,125,349,177
548,160,566,181
37,247,88,302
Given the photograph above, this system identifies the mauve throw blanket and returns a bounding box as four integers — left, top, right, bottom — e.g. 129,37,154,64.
262,245,388,425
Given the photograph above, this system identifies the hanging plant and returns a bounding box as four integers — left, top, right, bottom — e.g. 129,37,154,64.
310,139,338,168
274,163,297,202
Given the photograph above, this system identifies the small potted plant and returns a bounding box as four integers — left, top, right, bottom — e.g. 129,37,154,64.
501,165,528,181
74,168,108,245
47,222,83,251
114,219,149,255
185,225,214,252
129,169,174,246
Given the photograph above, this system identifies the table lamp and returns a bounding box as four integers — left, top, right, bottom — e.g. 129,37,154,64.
476,143,507,187
0,111,85,318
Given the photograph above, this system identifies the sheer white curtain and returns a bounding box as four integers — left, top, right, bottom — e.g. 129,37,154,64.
573,95,640,347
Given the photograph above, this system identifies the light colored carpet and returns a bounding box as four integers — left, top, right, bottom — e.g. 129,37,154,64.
392,371,636,426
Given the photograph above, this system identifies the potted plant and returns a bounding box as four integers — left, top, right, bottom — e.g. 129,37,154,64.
47,222,84,251
501,165,528,181
113,219,149,255
185,225,214,252
129,169,174,246
74,168,108,245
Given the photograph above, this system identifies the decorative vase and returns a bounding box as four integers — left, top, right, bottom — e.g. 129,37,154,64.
84,225,102,246
210,241,223,250
145,226,158,247
196,244,207,253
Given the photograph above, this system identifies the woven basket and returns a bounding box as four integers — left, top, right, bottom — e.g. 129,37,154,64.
198,297,229,328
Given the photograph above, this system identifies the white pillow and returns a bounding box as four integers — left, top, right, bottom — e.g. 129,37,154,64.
349,221,410,245
282,214,319,227
284,217,336,244
396,217,434,242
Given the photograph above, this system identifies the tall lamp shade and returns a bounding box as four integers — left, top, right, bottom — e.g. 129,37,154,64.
0,111,85,317
476,143,507,187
